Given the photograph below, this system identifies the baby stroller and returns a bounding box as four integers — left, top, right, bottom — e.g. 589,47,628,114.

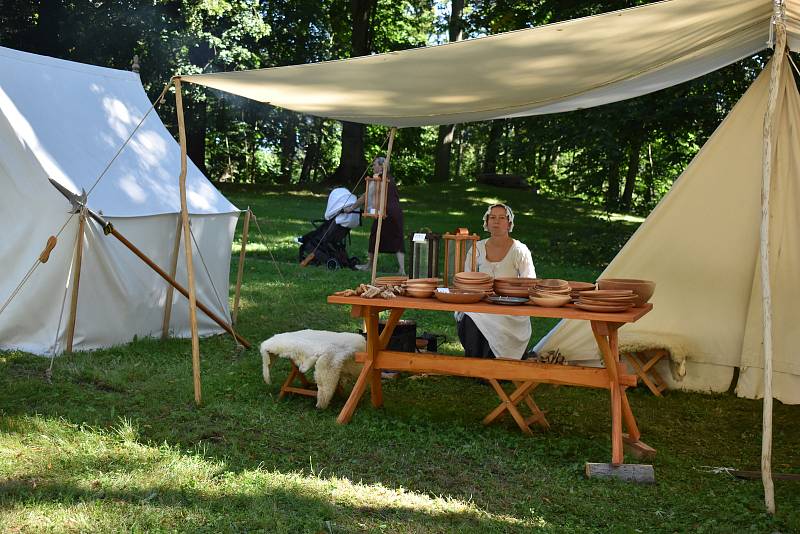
297,188,361,270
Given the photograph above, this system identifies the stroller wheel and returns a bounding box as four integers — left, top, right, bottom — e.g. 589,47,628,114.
326,258,340,270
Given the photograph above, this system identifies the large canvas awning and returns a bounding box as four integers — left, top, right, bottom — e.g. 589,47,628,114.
183,0,800,127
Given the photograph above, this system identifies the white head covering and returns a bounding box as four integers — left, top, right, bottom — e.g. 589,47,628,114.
482,203,515,232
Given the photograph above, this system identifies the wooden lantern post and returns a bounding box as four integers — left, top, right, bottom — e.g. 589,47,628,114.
369,127,397,285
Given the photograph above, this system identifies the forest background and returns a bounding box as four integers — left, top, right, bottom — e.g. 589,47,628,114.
0,0,771,214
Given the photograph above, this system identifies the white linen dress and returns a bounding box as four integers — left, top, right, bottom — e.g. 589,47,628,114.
456,239,536,359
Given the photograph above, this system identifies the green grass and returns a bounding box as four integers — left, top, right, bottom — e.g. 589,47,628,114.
1,184,798,533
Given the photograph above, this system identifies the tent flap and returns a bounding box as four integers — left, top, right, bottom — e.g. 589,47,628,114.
535,56,800,404
184,0,779,127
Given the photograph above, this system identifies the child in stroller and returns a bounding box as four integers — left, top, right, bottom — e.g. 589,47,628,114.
297,187,361,270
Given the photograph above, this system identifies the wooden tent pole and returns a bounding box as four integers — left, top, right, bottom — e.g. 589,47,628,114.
370,127,397,284
65,211,86,353
161,215,183,339
174,77,202,406
760,17,785,515
232,208,251,324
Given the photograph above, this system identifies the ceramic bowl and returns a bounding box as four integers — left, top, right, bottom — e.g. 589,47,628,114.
596,278,656,305
529,294,571,307
434,289,484,304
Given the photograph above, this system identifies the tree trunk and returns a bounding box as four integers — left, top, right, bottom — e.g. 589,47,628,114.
645,143,654,205
605,156,621,212
433,125,455,182
431,0,464,183
332,0,375,183
621,137,643,211
279,114,298,184
185,97,207,176
300,119,325,183
482,119,504,175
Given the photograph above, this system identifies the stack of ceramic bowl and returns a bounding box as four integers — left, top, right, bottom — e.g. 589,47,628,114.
596,278,656,307
494,277,538,297
532,279,571,296
375,275,408,287
568,281,596,301
528,279,571,307
574,289,637,312
404,277,442,298
453,271,494,294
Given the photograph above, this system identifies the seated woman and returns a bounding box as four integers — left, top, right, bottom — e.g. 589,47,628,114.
456,203,536,359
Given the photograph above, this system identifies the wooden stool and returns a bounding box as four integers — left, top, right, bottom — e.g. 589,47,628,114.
483,380,550,434
622,349,669,396
278,362,344,400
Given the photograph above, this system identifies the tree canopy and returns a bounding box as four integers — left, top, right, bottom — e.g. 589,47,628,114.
0,1,770,214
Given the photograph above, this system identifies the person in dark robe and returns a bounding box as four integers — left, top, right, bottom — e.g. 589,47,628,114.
354,157,406,275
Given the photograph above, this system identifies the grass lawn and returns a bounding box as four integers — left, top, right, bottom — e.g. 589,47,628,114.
1,183,798,533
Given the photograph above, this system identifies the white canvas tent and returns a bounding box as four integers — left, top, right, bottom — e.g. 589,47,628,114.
534,55,800,406
0,46,240,355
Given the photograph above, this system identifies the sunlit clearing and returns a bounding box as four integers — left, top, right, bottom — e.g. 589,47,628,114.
2,415,548,529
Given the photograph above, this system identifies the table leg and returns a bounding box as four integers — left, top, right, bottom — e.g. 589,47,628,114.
591,321,624,465
336,359,373,424
337,305,379,423
486,379,533,435
365,308,383,408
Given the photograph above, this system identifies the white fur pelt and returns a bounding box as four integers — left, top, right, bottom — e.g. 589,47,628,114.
260,329,365,409
618,331,689,381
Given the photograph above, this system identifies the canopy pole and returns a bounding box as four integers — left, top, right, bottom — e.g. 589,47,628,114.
232,208,251,324
65,211,86,353
161,215,183,339
174,77,202,406
370,127,397,284
760,9,785,515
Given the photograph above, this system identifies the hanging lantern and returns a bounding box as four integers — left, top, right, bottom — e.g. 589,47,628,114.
363,174,386,219
408,231,441,279
443,228,480,286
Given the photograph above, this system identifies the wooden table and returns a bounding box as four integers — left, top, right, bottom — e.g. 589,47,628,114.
327,294,654,467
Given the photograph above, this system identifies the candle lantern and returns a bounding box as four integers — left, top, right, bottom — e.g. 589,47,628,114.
407,231,441,279
443,228,480,286
363,174,386,219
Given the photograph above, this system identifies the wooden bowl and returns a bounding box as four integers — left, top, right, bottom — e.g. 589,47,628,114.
529,294,571,307
405,288,435,298
407,277,443,285
568,281,596,291
455,272,492,281
596,278,655,305
434,289,485,304
537,278,569,289
494,277,539,285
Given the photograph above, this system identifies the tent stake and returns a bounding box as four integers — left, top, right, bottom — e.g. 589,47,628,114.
232,208,251,324
65,211,86,353
174,77,202,406
161,215,183,339
370,127,397,284
760,16,785,515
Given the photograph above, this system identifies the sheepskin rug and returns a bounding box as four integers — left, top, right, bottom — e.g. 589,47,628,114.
260,329,365,409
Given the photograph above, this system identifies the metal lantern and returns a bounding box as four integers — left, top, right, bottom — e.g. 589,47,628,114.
363,174,386,219
443,228,480,286
408,231,441,279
